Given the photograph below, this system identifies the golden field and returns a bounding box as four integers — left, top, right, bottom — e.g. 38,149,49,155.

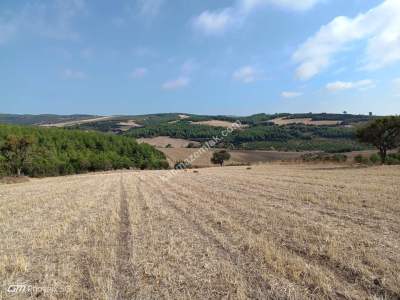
160,148,304,167
1,164,400,299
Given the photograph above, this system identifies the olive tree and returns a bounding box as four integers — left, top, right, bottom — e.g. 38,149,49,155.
356,117,400,163
211,150,231,167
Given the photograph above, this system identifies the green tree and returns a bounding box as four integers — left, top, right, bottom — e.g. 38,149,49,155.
0,135,34,176
356,117,400,163
211,150,231,167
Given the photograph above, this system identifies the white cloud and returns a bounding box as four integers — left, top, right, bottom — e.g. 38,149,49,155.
232,66,259,83
63,69,86,80
137,0,165,17
326,79,375,92
293,0,400,80
281,91,302,98
193,0,322,35
162,77,190,90
0,0,86,44
130,68,148,79
240,0,321,12
192,9,234,35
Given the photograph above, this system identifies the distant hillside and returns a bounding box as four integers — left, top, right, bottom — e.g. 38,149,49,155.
0,114,98,125
0,112,377,153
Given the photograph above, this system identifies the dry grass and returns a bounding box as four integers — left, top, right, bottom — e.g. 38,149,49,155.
272,117,342,126
160,148,304,167
138,136,200,148
0,176,30,185
1,164,400,299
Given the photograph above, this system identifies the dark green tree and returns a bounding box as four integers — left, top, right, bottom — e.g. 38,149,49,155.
356,117,400,163
0,135,34,176
211,150,231,167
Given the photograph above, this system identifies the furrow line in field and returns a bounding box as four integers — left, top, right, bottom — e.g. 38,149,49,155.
113,176,134,300
187,173,400,229
162,175,399,299
146,174,306,299
159,177,362,298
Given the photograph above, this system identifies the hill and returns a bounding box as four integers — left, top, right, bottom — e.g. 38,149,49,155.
0,113,99,125
0,112,377,153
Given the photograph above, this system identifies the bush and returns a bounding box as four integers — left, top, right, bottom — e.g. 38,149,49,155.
369,153,380,164
386,153,400,165
187,142,199,148
301,153,347,163
174,160,191,170
354,154,369,164
331,154,348,163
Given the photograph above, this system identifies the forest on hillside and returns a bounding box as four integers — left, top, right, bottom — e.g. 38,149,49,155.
0,125,168,177
124,121,370,152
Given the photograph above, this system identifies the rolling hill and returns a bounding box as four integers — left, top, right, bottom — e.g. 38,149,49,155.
0,112,376,154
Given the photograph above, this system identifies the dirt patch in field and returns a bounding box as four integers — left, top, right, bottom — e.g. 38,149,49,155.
138,136,200,148
272,117,342,126
160,148,303,167
191,120,247,128
117,120,143,131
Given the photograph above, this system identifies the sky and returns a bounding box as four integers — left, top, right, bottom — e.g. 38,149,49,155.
1,0,400,116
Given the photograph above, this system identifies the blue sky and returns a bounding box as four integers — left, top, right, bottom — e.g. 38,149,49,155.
1,0,399,116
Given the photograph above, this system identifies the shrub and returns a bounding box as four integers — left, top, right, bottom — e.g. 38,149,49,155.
369,153,380,164
187,142,198,148
354,154,369,164
332,154,348,163
301,153,347,163
386,153,400,165
174,160,191,170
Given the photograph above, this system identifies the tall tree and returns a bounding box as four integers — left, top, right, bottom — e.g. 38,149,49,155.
211,150,231,167
0,135,33,176
356,117,400,163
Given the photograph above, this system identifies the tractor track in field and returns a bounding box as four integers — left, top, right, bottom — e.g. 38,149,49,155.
114,176,134,300
146,176,276,299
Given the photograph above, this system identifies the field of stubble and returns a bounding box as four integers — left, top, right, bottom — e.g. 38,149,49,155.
1,164,400,299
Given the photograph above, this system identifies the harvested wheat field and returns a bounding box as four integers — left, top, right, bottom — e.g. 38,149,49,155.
1,164,400,299
138,136,200,148
160,148,304,167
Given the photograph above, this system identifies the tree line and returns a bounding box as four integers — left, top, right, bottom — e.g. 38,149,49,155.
0,124,169,177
